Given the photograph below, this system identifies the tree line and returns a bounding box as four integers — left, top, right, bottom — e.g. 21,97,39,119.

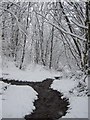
0,0,90,74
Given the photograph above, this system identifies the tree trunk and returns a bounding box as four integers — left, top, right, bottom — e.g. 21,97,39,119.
19,35,26,69
84,1,90,74
49,26,54,69
88,22,90,75
2,12,5,53
19,2,31,69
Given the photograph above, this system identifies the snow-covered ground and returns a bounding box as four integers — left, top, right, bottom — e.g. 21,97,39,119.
2,61,61,82
0,59,88,118
0,81,38,118
51,78,88,118
0,82,2,120
62,97,88,118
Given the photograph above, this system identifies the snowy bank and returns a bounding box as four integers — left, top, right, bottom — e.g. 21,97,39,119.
0,81,38,118
2,61,61,82
51,78,88,118
62,97,88,118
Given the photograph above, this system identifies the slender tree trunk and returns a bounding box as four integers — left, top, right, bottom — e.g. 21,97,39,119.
19,2,30,69
87,1,90,74
49,2,56,69
2,12,5,53
45,40,49,66
19,35,27,69
84,1,90,74
14,2,20,61
14,27,19,61
40,25,45,65
88,22,90,75
35,39,40,64
49,26,54,69
83,2,89,71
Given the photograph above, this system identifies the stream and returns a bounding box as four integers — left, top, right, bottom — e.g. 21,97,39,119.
2,78,69,120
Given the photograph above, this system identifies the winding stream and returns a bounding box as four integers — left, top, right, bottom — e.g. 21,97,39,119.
2,78,69,120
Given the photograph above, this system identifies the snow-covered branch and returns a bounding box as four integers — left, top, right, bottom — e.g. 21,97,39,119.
71,20,88,29
35,11,86,41
0,6,28,36
8,1,22,9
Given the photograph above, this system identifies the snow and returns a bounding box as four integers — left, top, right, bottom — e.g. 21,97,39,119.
51,78,88,118
2,60,88,118
62,97,88,118
35,11,86,41
51,78,78,97
0,81,2,120
0,81,38,118
3,61,61,82
0,56,2,120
